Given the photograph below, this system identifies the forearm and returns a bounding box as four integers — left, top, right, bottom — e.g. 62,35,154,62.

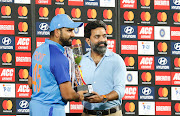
105,90,119,101
28,75,32,89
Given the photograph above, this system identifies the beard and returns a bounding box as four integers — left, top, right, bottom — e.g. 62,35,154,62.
90,41,107,55
59,34,72,47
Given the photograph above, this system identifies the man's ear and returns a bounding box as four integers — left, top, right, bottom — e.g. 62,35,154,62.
85,38,90,46
54,29,60,38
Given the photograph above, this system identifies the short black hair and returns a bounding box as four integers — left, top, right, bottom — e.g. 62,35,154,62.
84,20,106,38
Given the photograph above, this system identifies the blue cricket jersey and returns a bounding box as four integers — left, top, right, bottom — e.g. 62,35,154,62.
29,39,71,105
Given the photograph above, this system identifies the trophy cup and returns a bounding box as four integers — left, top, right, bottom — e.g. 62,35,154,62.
72,39,94,97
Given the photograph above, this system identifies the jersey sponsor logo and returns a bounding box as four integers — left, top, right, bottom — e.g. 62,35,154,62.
120,0,137,9
154,0,170,10
138,56,154,70
155,72,171,85
155,102,171,115
15,37,31,51
0,68,15,82
16,84,32,98
138,26,154,40
15,52,31,66
123,86,138,100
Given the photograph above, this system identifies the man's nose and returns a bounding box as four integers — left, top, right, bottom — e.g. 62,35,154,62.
71,31,75,37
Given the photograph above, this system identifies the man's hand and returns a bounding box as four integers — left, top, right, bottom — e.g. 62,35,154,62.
84,92,103,103
77,90,88,102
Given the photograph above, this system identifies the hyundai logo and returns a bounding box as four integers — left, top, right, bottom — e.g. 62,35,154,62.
174,43,180,50
2,37,11,45
124,26,134,34
19,100,29,108
160,29,165,37
158,57,167,65
39,23,49,31
173,0,180,5
127,74,132,82
142,87,151,95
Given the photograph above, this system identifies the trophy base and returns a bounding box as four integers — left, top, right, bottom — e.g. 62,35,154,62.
74,84,94,97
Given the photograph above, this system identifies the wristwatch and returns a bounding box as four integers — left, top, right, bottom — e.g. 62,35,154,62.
102,95,108,103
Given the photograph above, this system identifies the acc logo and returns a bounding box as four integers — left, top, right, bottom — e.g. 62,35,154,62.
124,26,134,34
106,25,113,35
173,13,180,22
2,53,12,63
39,23,49,31
158,57,167,65
158,87,168,97
19,100,29,108
123,86,138,100
55,8,65,15
175,103,180,112
18,6,28,16
1,6,11,16
125,102,135,112
140,0,150,6
103,9,112,19
174,43,180,50
19,69,28,79
87,9,97,19
18,22,28,32
120,0,137,9
124,11,134,21
141,12,151,21
142,87,151,95
2,100,12,110
16,84,32,98
141,72,151,82
124,57,135,66
39,7,49,17
174,57,180,67
71,8,81,18
157,12,167,22
2,37,11,45
158,42,167,52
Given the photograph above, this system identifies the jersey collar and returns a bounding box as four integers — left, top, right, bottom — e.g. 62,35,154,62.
45,39,65,53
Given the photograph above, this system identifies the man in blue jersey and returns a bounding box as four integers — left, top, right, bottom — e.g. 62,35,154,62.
80,20,126,116
28,14,87,116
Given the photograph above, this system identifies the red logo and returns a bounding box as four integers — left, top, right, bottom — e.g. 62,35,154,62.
172,72,180,85
122,86,138,100
120,0,137,9
15,37,31,51
124,56,135,67
19,69,29,79
1,6,11,16
71,8,81,18
87,9,97,19
157,12,167,22
138,56,154,70
158,87,168,97
18,22,28,32
140,0,150,6
55,8,65,15
18,6,28,16
155,72,171,85
35,0,51,5
141,72,152,82
103,9,112,19
39,7,49,17
2,53,12,63
121,41,137,54
15,52,31,66
175,103,180,112
173,13,180,22
138,26,154,40
154,0,170,10
140,12,151,21
156,102,171,115
0,68,15,82
70,101,83,113
124,11,134,21
0,21,14,35
2,100,13,110
157,42,167,52
174,57,180,67
107,39,116,53
36,37,49,48
68,0,84,6
16,84,32,98
106,25,113,35
125,102,135,112
171,27,180,40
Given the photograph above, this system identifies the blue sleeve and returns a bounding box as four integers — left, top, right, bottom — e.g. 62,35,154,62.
113,55,126,100
49,44,71,85
29,64,32,77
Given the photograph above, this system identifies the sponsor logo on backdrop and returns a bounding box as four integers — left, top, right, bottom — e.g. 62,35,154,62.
141,72,152,84
106,25,113,37
120,0,137,9
141,11,151,24
125,102,135,114
15,37,31,51
103,9,112,22
157,42,168,54
171,42,180,55
0,68,15,82
39,7,49,20
121,41,137,54
155,57,170,70
154,0,170,10
138,41,154,55
121,25,137,39
154,26,170,40
35,0,51,5
71,8,81,21
0,83,15,97
55,0,64,5
172,72,180,85
85,41,90,52
124,56,135,69
107,39,116,53
55,8,65,15
122,86,138,100
0,36,14,50
15,52,31,66
18,22,28,35
171,0,180,10
36,37,48,48
0,0,13,3
74,23,84,37
16,99,30,113
84,0,99,6
2,100,13,112
139,101,155,115
175,103,180,114
100,0,115,7
126,71,138,85
138,26,154,40
140,0,150,9
171,27,180,40
157,12,167,24
18,69,28,82
174,57,180,70
16,84,32,98
139,86,154,100
0,21,14,35
18,6,28,19
138,56,154,70
124,11,134,23
155,102,171,115
173,12,180,25
36,22,50,36
87,9,97,21
70,102,83,113
65,102,70,113
155,72,171,85
172,87,180,100
158,87,168,100
2,52,12,65
14,0,30,4
1,6,11,18
68,0,83,6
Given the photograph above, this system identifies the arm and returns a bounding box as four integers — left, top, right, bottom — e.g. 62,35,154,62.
28,75,32,89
